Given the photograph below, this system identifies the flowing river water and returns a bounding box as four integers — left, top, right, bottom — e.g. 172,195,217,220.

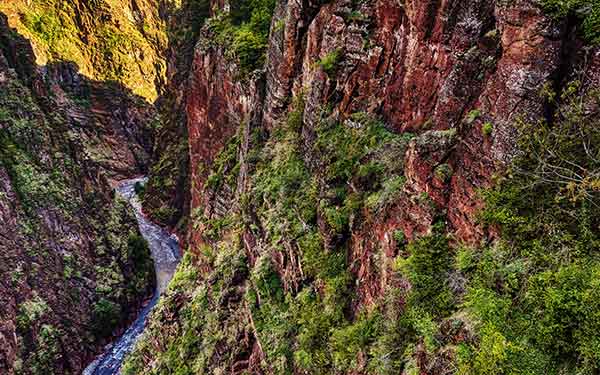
83,178,181,375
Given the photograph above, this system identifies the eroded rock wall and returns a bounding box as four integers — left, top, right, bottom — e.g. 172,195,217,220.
0,0,168,100
182,0,569,248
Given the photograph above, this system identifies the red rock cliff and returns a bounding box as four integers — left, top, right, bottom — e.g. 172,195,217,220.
185,0,572,263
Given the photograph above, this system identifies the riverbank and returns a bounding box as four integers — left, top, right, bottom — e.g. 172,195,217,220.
83,178,181,375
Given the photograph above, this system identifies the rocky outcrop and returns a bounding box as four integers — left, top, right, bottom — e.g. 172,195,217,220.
127,0,600,373
141,0,211,235
0,14,156,374
176,0,570,252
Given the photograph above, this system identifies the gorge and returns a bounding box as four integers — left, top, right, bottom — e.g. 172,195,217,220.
1,0,600,374
84,178,181,375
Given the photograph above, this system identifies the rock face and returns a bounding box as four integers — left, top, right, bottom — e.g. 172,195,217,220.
141,0,210,236
2,0,596,373
125,0,600,374
0,14,156,374
185,0,564,285
180,0,569,251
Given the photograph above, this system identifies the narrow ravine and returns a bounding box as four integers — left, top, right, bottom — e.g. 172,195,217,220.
83,178,181,375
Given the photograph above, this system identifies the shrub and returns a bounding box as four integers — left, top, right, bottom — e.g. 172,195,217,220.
92,298,122,337
207,0,276,74
434,163,453,182
323,205,351,234
393,230,406,249
205,134,240,190
466,109,482,124
455,246,475,272
395,226,454,316
330,312,382,371
232,25,268,73
459,82,600,374
365,175,405,212
22,11,62,44
525,264,600,363
313,114,398,183
153,205,178,223
127,234,153,275
252,97,317,245
292,286,347,373
29,324,61,375
482,122,493,136
317,49,341,76
16,295,50,330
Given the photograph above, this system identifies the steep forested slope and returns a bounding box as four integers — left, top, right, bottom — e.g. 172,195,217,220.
0,0,168,100
0,10,158,375
124,0,600,374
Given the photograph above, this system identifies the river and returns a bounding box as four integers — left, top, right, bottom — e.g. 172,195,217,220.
83,177,181,375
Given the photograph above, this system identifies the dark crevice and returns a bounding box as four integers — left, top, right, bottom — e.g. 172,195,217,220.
545,14,581,127
423,0,442,41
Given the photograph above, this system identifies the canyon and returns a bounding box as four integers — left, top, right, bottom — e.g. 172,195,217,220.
0,10,156,373
1,0,599,374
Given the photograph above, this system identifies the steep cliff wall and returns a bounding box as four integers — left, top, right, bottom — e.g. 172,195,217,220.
0,14,157,374
127,0,600,373
142,0,210,235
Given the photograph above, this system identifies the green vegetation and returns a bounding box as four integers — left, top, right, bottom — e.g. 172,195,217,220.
466,108,482,124
365,175,405,212
434,163,453,182
482,121,493,137
122,248,251,375
330,311,380,370
1,0,168,99
206,0,276,74
0,3,165,374
124,74,599,374
144,137,188,228
457,81,600,373
16,295,50,330
89,210,154,342
22,11,63,44
541,0,600,43
395,224,454,316
205,134,241,190
124,99,416,374
1,63,155,370
317,49,342,76
28,324,61,375
92,298,123,337
128,234,154,280
0,80,71,213
313,112,409,232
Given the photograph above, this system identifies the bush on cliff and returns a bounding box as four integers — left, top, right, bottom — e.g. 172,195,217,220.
457,81,600,373
92,298,122,337
317,49,342,76
207,0,276,74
